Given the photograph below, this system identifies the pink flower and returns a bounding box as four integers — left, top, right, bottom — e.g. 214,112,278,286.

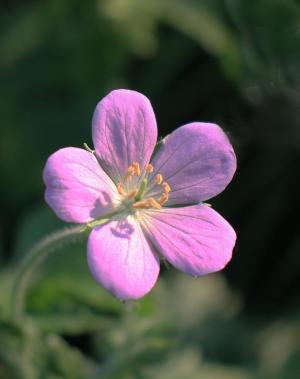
43,89,237,300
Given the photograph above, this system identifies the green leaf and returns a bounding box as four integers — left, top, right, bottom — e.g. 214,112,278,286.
0,318,101,379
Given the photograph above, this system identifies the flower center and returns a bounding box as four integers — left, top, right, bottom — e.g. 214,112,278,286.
116,162,170,210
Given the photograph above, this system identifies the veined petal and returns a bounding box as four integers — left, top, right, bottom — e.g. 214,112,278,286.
148,122,236,204
142,204,236,276
87,216,160,300
43,147,118,223
92,89,157,184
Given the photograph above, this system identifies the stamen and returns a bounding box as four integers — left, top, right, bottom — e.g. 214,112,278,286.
128,189,138,200
125,166,135,181
145,164,154,173
119,162,171,210
117,183,127,196
148,197,162,209
162,182,171,194
158,193,169,205
155,174,163,185
132,197,162,209
132,199,150,209
132,162,141,176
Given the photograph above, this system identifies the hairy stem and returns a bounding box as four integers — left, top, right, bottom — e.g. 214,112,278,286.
10,225,87,322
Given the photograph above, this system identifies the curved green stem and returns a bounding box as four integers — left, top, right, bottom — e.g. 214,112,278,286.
10,225,87,322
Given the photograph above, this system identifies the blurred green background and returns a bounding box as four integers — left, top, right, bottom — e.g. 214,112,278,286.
1,0,300,378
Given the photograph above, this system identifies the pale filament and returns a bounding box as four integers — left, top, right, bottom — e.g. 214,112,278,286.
117,162,171,209
117,183,126,197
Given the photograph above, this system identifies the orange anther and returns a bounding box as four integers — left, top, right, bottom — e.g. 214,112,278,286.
132,162,141,176
162,182,171,194
125,165,135,181
155,174,163,185
117,183,126,196
145,164,154,173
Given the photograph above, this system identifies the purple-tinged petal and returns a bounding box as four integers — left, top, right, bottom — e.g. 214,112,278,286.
148,122,236,204
142,204,236,276
92,89,157,183
87,216,160,300
43,147,118,223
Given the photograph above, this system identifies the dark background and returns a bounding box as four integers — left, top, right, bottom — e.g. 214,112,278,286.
1,1,300,378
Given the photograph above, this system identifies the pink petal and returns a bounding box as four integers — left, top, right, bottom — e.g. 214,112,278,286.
148,122,236,205
92,89,157,183
142,204,236,276
87,216,160,300
43,147,118,223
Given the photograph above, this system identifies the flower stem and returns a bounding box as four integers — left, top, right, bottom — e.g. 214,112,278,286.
10,225,87,322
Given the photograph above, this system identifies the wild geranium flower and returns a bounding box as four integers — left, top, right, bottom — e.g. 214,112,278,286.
43,89,236,300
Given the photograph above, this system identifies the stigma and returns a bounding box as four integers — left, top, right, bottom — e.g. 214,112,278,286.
117,162,170,210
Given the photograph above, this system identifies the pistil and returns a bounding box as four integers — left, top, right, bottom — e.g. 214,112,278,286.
128,189,138,200
134,178,148,201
